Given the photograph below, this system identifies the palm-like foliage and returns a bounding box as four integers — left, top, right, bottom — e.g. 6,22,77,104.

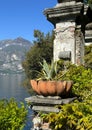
37,59,58,80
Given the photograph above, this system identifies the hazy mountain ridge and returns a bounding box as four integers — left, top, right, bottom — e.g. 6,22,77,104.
0,37,32,74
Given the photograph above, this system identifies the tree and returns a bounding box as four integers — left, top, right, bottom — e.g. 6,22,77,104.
22,30,54,80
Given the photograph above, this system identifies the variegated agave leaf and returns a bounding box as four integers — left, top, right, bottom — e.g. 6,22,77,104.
50,60,58,80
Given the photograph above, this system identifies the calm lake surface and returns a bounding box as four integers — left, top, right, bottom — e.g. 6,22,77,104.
0,73,33,130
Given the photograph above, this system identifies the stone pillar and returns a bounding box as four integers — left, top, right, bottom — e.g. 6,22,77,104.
54,21,76,63
75,25,85,65
44,1,84,65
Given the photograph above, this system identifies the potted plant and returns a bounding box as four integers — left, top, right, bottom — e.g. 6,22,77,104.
30,59,73,97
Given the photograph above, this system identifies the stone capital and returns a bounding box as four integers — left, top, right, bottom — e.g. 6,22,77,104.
44,2,83,25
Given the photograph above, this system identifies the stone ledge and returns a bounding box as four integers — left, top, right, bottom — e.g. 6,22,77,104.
32,105,60,113
25,96,77,105
25,96,77,113
44,2,83,24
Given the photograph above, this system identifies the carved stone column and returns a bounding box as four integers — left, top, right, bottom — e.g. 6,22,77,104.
44,1,84,65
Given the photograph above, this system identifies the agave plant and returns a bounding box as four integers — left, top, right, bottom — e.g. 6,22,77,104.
37,59,58,80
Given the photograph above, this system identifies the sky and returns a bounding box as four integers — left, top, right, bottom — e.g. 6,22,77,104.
0,0,57,42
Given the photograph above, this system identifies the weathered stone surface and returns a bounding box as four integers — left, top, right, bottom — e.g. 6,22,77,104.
44,1,85,65
54,21,75,63
41,122,51,130
25,96,77,113
44,0,92,65
85,23,92,30
25,96,63,105
32,106,60,113
25,96,77,105
36,95,61,99
58,51,71,60
85,23,92,45
44,2,83,24
31,116,51,130
75,25,85,65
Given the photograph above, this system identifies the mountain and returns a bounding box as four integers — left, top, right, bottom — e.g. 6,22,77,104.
0,37,32,74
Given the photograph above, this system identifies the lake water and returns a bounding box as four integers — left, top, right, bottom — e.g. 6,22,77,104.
0,73,33,130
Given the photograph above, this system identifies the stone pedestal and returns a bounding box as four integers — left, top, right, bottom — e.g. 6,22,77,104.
25,95,77,130
25,96,77,113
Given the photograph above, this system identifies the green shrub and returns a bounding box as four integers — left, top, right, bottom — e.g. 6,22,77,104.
40,65,92,130
84,44,92,69
60,65,92,100
0,98,27,130
41,101,92,130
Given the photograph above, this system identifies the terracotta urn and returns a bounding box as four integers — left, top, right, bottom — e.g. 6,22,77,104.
30,80,73,97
